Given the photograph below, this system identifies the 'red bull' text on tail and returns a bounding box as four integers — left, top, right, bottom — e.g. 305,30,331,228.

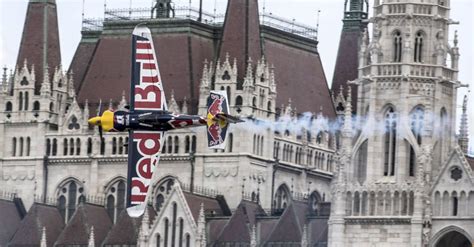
206,91,243,149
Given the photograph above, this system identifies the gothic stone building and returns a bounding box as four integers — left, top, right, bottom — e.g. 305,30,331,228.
328,0,474,247
0,0,337,246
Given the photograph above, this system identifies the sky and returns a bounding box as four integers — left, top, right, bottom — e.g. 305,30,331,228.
0,0,473,153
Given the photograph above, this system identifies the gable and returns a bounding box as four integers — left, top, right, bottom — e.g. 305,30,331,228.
149,184,197,246
432,149,474,193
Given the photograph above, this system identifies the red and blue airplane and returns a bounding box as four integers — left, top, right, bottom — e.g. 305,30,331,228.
88,25,243,217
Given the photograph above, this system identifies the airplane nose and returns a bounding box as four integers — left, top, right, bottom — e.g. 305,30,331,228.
88,116,101,126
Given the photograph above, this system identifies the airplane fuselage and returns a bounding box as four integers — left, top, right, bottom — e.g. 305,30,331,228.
112,110,208,132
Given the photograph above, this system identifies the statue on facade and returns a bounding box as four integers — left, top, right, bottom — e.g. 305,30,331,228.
151,0,175,18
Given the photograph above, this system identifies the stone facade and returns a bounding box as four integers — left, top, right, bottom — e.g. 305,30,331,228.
328,0,473,246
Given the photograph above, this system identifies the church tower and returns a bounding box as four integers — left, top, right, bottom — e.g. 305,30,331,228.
329,0,462,246
331,0,369,115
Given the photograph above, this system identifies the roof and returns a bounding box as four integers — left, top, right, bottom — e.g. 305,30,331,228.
309,217,329,245
214,200,266,243
102,206,156,245
16,0,61,94
331,30,362,112
218,0,262,86
182,192,230,222
8,203,64,247
0,199,23,246
466,155,474,170
55,203,112,246
264,200,309,243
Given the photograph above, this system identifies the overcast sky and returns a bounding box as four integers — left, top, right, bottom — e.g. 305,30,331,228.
0,0,473,154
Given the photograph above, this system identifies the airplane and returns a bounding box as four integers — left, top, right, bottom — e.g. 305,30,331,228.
88,25,243,217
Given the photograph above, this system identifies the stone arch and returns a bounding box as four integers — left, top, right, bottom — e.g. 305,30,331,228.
274,183,291,213
353,139,368,184
431,225,473,247
104,176,127,223
56,177,85,222
153,176,179,212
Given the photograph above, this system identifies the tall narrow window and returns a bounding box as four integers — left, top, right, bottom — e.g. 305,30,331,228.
125,137,129,154
393,31,402,62
164,218,169,247
118,137,123,154
185,234,190,247
19,92,23,111
228,133,233,152
26,137,31,156
52,139,57,156
112,137,117,155
172,203,177,246
157,234,161,247
63,138,68,156
107,195,115,220
87,138,92,155
5,101,12,112
179,218,184,247
12,138,17,156
356,140,368,184
117,181,126,216
440,109,448,158
58,196,66,219
76,138,81,155
384,107,397,176
414,31,424,62
24,92,29,111
167,136,173,154
174,136,179,153
19,137,24,156
100,137,105,155
46,139,51,156
67,182,77,221
191,136,196,153
185,136,190,153
69,138,74,156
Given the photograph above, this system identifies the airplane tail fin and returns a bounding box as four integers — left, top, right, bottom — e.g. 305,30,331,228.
206,91,243,149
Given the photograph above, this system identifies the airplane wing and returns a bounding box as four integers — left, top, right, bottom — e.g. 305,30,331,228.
130,25,167,111
126,130,165,217
126,25,167,217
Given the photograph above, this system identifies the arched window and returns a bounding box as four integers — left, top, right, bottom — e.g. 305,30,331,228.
49,102,54,112
112,137,117,155
309,191,322,215
19,92,23,111
185,234,190,247
226,86,231,101
154,178,175,212
179,218,184,247
63,138,68,156
12,138,17,156
260,136,264,156
24,92,29,111
185,136,190,153
69,138,74,156
440,108,448,157
167,136,173,153
33,101,40,111
253,134,256,154
118,137,123,154
393,31,402,62
156,234,161,247
76,138,81,156
164,218,169,247
26,137,31,156
252,97,257,112
46,139,51,156
172,203,177,246
191,136,196,153
414,31,424,62
274,184,291,214
384,107,397,176
174,136,179,153
267,101,272,116
19,137,24,156
411,107,424,145
106,179,126,223
100,137,105,155
52,138,57,156
452,192,458,216
87,138,92,155
125,137,129,154
5,101,12,112
235,96,243,106
355,140,368,184
228,133,233,152
57,180,84,223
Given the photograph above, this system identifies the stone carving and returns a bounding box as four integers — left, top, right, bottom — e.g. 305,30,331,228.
204,166,239,177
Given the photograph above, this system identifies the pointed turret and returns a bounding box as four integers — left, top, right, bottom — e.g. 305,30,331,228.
218,0,262,88
40,227,47,247
331,0,369,113
88,226,95,247
459,95,469,153
17,0,61,94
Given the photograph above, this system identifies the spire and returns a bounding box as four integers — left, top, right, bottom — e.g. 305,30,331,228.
459,95,469,153
168,90,180,113
88,226,95,247
118,91,127,109
40,66,51,96
250,225,257,247
243,58,254,88
197,203,207,246
182,97,188,114
40,227,47,247
342,86,353,137
218,0,262,87
301,224,308,247
200,60,209,90
17,0,61,94
138,207,150,243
